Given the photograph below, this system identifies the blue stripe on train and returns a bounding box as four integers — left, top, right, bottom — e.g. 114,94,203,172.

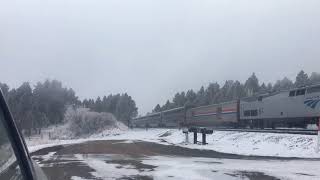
304,100,313,104
311,100,320,109
304,99,320,109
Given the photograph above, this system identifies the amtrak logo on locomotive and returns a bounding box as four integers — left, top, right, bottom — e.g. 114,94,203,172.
304,96,320,109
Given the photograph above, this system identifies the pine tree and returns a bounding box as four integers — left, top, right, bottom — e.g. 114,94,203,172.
95,97,103,112
185,90,196,106
295,70,309,87
15,82,34,135
205,82,220,104
153,104,161,112
195,86,206,106
309,72,320,85
232,81,246,99
267,83,273,92
245,73,260,96
273,77,294,91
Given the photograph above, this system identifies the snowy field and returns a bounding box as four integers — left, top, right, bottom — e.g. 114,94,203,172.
27,128,320,158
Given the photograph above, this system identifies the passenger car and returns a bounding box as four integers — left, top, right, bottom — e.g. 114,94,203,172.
132,84,320,129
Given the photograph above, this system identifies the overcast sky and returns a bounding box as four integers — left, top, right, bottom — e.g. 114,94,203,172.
1,0,320,114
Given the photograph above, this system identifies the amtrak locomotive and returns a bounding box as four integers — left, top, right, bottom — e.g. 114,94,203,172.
132,84,320,129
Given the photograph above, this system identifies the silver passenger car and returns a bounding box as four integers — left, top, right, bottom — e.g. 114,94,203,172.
185,101,239,128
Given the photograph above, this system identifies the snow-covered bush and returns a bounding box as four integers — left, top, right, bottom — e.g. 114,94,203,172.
66,107,118,137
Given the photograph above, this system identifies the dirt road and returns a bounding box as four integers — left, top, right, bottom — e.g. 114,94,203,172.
31,140,319,180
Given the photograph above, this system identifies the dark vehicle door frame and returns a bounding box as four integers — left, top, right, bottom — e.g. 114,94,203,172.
0,90,36,180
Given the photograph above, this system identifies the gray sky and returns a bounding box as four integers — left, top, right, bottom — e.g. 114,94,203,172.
1,0,320,114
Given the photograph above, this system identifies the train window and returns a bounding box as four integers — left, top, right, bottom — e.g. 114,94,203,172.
258,96,263,101
244,110,250,117
296,89,306,96
307,86,320,94
258,108,264,115
251,109,258,116
289,91,295,97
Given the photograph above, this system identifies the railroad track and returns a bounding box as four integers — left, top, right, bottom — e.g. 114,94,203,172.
211,128,318,135
134,127,318,135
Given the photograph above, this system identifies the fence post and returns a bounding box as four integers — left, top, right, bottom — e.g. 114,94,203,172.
185,132,189,144
202,133,206,145
183,129,189,144
317,118,320,153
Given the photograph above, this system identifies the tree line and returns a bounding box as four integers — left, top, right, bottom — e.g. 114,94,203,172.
82,93,138,125
0,80,138,135
153,70,320,113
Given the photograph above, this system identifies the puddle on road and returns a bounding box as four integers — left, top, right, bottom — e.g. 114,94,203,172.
295,173,316,177
105,159,156,172
41,161,98,180
193,160,223,164
223,171,280,180
117,175,153,180
33,152,156,180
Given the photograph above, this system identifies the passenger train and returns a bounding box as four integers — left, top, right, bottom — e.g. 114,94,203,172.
132,84,320,129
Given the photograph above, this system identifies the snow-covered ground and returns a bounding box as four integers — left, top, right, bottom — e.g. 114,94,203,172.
27,128,320,158
161,129,320,158
35,150,320,180
26,121,127,153
66,154,320,180
29,128,320,180
143,156,320,180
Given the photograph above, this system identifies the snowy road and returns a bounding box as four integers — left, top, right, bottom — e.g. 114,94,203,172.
31,140,320,180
